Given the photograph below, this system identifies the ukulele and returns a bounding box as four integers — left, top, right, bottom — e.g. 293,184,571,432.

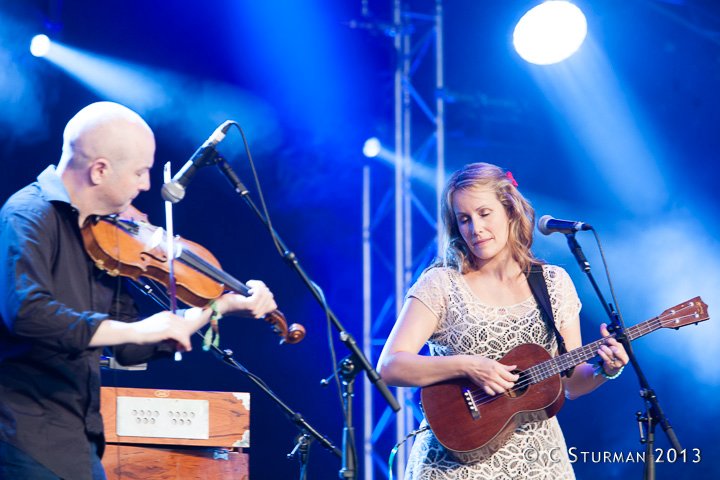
420,297,709,456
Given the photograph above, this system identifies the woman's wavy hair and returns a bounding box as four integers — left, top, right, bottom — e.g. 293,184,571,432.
436,162,541,274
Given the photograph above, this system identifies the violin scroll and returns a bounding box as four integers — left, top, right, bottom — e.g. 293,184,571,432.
286,323,306,344
265,310,306,344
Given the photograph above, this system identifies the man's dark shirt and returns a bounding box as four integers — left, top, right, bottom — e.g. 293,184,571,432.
0,166,172,479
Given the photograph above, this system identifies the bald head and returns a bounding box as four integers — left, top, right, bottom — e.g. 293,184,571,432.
59,101,154,172
57,102,156,221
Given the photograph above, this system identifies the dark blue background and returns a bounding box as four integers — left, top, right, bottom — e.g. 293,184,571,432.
1,1,718,478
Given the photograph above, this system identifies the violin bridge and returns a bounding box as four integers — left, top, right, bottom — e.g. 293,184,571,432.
148,227,164,251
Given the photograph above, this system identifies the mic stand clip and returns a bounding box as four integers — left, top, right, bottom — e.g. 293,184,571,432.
287,433,314,480
332,355,361,480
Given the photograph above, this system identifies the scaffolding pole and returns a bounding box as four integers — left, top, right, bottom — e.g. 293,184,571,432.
362,1,444,479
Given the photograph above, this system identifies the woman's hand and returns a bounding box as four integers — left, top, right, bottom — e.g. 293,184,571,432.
465,355,519,396
597,323,629,376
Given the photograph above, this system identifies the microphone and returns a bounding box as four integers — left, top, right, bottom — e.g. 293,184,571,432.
537,215,593,235
161,121,233,203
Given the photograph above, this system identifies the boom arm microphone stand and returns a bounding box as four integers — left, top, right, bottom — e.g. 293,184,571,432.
564,232,681,480
158,148,343,479
215,155,401,480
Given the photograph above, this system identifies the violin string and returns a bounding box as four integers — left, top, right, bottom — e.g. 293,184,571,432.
454,308,697,409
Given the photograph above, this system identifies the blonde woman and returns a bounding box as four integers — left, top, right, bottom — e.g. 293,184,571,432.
377,163,628,479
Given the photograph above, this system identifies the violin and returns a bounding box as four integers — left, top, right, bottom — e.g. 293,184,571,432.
81,205,305,344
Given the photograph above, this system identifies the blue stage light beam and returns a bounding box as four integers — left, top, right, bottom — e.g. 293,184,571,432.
38,40,169,112
362,138,438,189
513,1,588,65
518,10,718,396
527,37,669,215
227,2,357,137
606,214,720,385
32,40,281,154
531,195,720,387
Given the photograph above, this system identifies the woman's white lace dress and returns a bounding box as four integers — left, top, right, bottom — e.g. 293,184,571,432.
405,265,580,480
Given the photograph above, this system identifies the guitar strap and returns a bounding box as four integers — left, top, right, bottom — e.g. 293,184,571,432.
527,264,574,377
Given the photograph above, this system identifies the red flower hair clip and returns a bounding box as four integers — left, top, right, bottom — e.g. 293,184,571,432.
506,171,519,188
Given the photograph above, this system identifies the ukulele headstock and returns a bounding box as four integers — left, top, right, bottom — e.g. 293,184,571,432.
658,297,709,330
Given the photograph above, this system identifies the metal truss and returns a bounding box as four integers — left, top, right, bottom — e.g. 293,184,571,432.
362,1,445,479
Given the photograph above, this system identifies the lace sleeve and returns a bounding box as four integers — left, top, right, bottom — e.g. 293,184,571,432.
406,267,449,322
545,265,582,332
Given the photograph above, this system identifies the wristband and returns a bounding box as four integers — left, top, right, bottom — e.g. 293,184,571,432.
594,360,624,380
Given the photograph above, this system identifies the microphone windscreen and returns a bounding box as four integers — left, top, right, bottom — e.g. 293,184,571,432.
161,182,186,203
537,215,553,236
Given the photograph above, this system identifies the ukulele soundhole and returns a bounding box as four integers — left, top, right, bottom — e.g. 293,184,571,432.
505,370,529,399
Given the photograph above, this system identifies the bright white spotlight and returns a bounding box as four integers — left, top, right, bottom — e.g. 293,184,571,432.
513,1,587,65
363,137,382,158
30,34,51,58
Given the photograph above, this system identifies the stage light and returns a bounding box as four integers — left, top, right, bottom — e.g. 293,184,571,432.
30,34,51,57
513,1,587,65
363,137,382,158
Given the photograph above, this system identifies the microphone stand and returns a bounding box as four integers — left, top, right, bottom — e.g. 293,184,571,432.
321,355,361,479
214,156,401,479
564,233,682,480
131,279,342,471
200,341,343,473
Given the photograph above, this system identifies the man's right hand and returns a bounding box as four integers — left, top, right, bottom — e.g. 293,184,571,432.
130,311,196,351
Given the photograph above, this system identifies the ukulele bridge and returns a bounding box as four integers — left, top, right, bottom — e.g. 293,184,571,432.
463,388,481,420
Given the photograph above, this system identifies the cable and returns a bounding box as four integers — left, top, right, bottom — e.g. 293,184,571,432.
230,123,284,257
591,228,635,357
231,123,355,471
388,425,430,480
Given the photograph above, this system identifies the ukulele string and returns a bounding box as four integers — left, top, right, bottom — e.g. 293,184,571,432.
461,308,696,408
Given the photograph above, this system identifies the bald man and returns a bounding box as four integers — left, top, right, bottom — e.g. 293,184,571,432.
0,102,277,479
